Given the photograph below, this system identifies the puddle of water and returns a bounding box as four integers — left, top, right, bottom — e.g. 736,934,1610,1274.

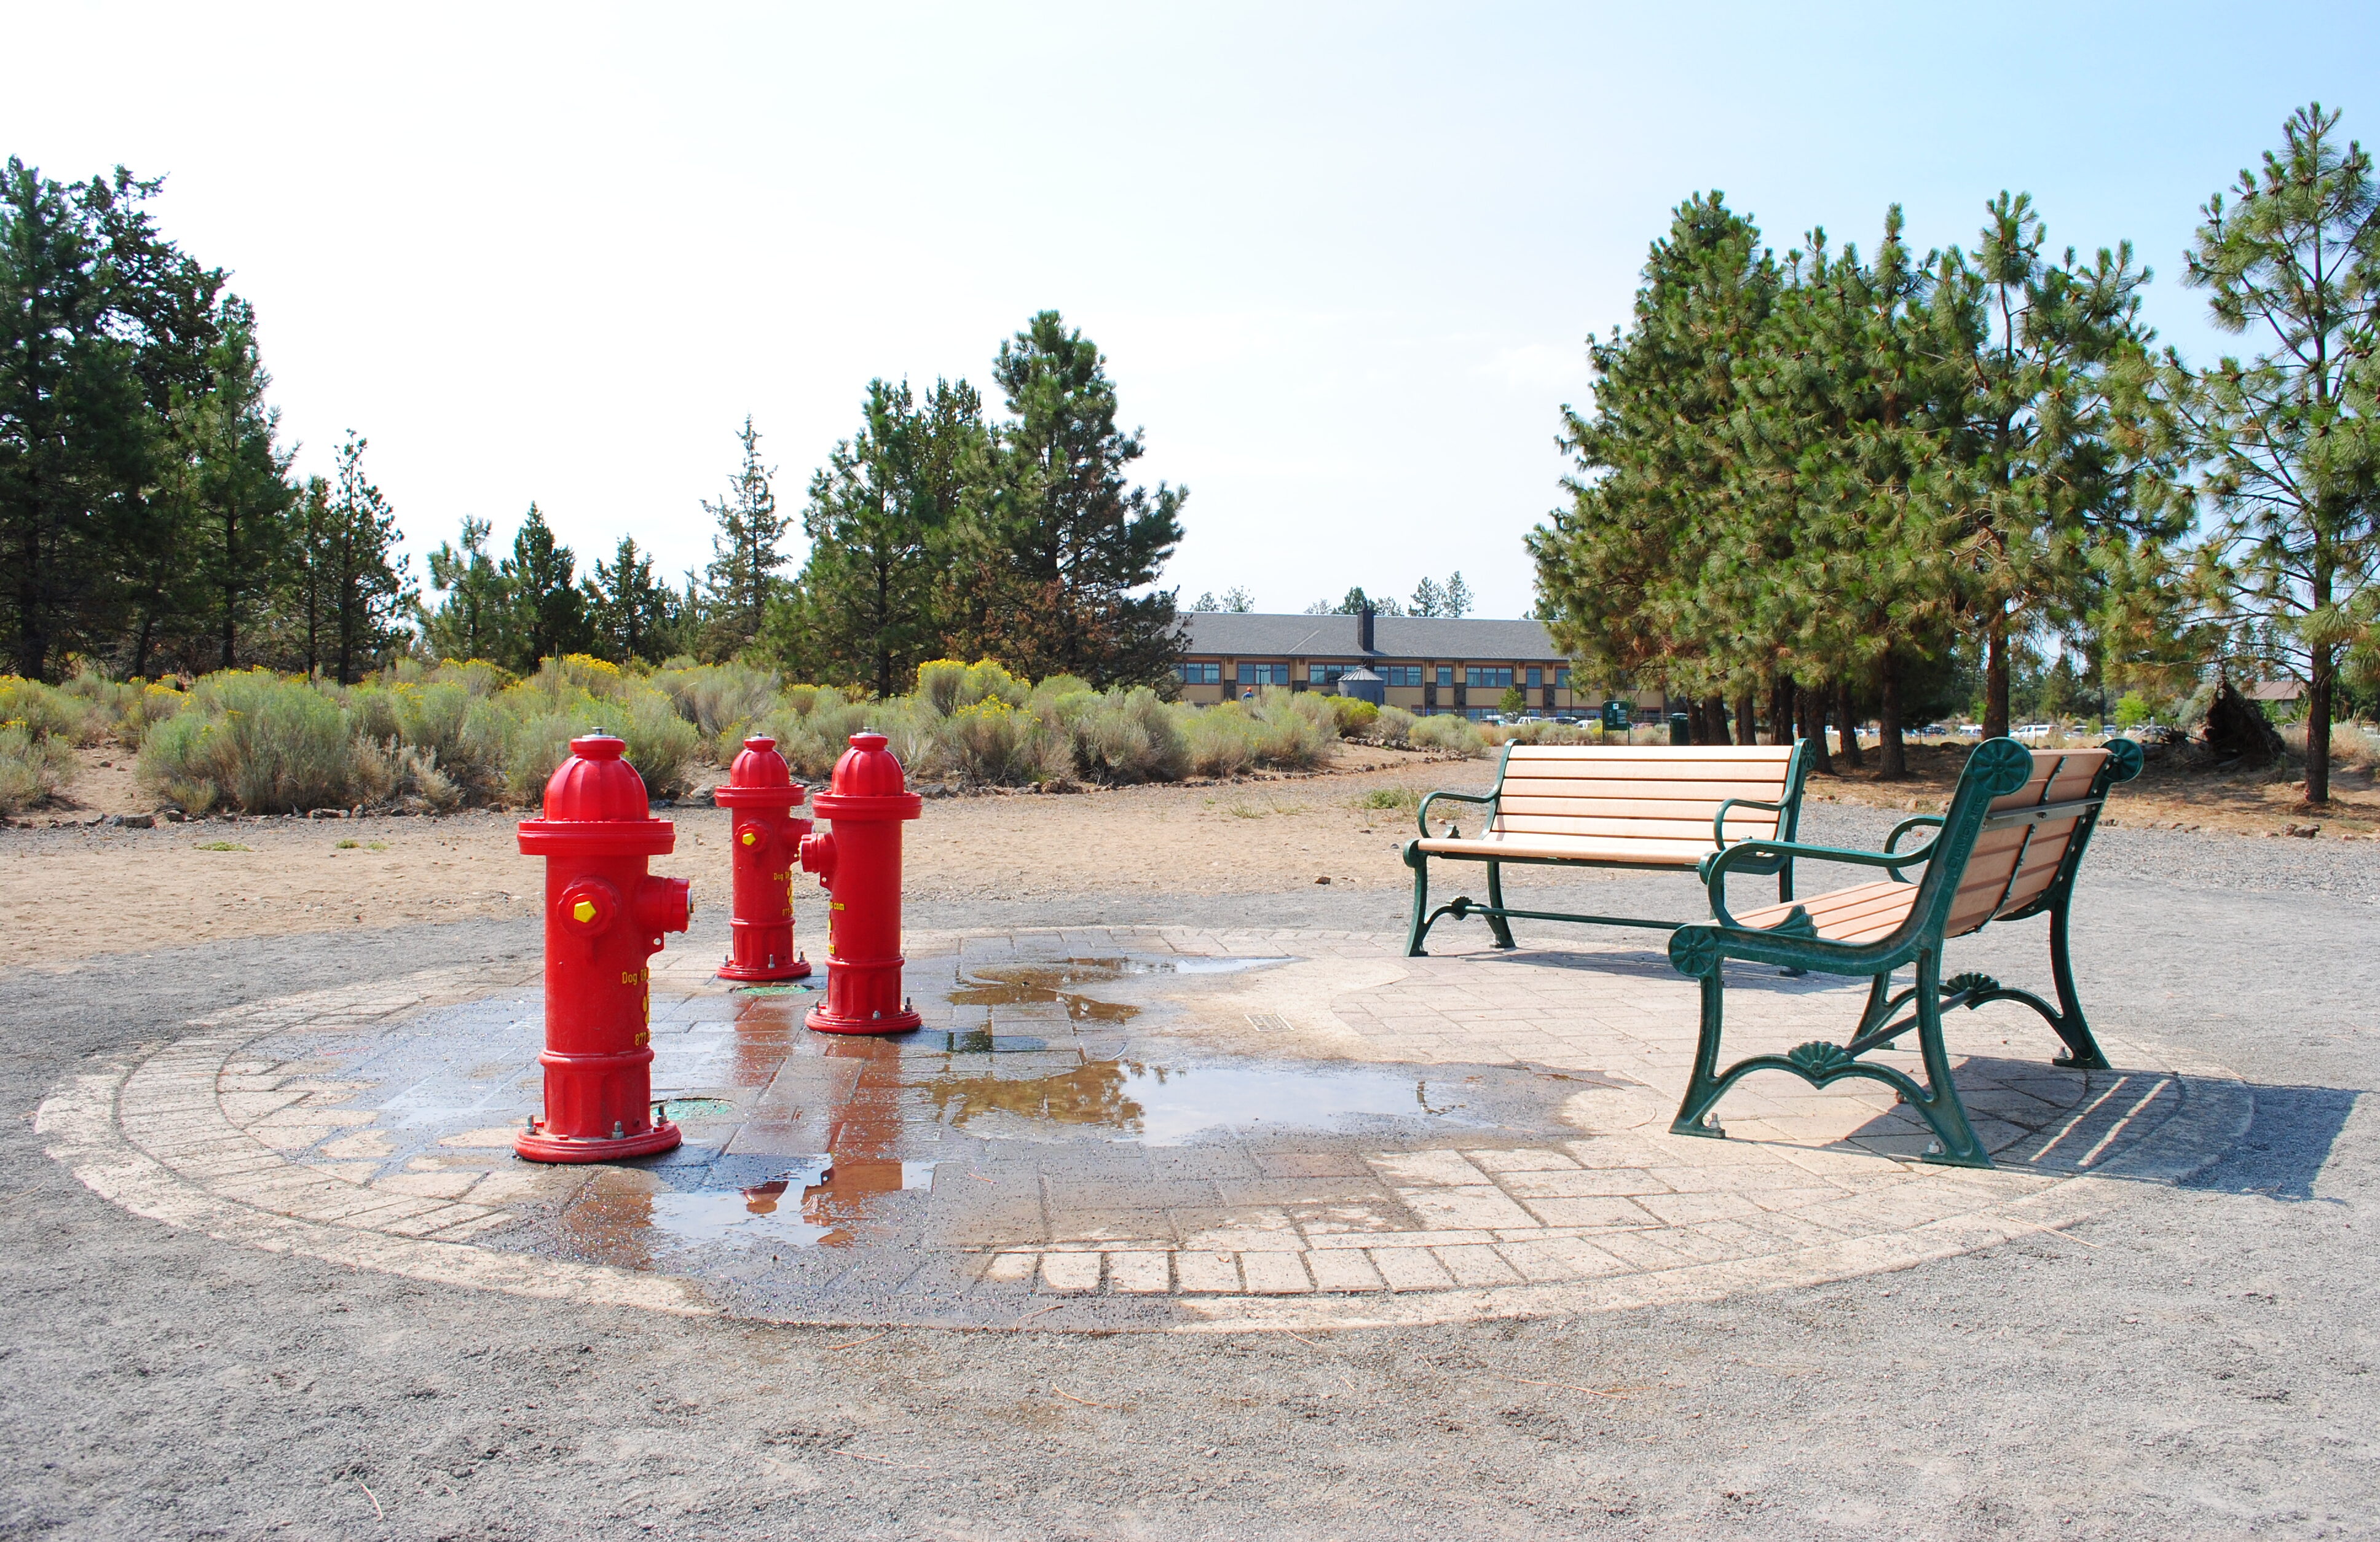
645,1158,939,1251
927,1058,1471,1146
659,1097,738,1119
948,954,1291,1025
897,1031,1049,1055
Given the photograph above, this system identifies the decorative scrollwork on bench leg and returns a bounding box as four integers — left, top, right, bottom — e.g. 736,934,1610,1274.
1667,937,1993,1168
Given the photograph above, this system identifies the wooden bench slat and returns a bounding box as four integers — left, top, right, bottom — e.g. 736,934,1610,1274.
1494,761,1799,784
1496,776,1798,801
1494,809,1780,833
1490,816,1773,843
1505,744,1795,759
1416,834,1711,866
1735,879,1920,943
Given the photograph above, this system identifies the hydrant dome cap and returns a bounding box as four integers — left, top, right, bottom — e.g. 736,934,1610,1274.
829,731,908,798
726,735,794,790
540,733,653,822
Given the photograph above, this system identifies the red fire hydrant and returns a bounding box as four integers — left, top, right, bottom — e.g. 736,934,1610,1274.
714,735,812,983
515,733,693,1162
798,731,923,1034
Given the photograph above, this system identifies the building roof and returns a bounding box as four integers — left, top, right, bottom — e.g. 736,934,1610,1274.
2244,680,2304,701
1180,612,1566,661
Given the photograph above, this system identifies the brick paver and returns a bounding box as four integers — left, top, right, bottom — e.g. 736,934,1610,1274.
34,926,2252,1331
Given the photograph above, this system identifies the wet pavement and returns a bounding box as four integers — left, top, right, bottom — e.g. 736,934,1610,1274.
41,921,2253,1332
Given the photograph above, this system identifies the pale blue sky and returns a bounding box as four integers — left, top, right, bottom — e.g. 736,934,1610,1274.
9,2,2377,618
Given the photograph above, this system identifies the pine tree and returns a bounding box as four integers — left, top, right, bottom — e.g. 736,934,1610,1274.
701,416,791,659
422,516,514,663
1732,211,1955,775
2149,104,2380,806
1443,572,1472,617
1,158,225,679
1408,576,1447,616
1332,586,1402,615
783,379,988,696
588,535,676,666
174,301,295,671
982,312,1184,686
1530,194,1779,707
297,433,412,683
1923,194,2161,737
503,502,586,669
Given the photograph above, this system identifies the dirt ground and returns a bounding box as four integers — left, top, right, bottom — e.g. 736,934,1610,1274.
3,802,2376,1536
1,747,1472,967
6,737,2374,969
1807,736,2380,838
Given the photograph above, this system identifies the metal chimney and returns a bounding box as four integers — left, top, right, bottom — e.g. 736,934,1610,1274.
1358,604,1376,654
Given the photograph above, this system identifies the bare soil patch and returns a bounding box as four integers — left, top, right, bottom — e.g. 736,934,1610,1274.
13,736,2373,970
2,745,1483,967
1811,737,2380,839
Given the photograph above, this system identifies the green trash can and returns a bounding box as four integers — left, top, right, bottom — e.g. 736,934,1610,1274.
1668,711,1691,746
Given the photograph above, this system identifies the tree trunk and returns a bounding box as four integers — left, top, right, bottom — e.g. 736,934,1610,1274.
14,515,45,679
1799,686,1834,774
1703,694,1731,745
221,509,240,671
1735,690,1756,748
1984,612,2011,739
1834,679,1864,768
1877,654,1909,779
2306,647,2333,807
1769,674,1793,747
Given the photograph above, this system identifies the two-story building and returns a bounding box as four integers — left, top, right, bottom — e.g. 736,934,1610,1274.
1174,610,1669,719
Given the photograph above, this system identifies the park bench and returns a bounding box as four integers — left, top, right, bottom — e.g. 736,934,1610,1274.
1401,741,1815,956
1665,735,2143,1169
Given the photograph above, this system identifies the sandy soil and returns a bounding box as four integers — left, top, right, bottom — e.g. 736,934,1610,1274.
1810,736,2380,836
9,736,2373,969
1,747,1480,967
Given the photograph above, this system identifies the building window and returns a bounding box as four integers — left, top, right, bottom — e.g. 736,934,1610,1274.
1465,666,1513,690
1555,667,1571,688
1174,662,1221,685
1381,665,1422,687
1526,666,1542,689
1435,665,1454,688
1310,663,1356,687
1235,662,1289,686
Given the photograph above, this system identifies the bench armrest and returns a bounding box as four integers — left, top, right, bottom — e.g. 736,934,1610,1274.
1885,815,1943,866
1416,789,1495,838
1700,835,1940,929
1711,795,1790,849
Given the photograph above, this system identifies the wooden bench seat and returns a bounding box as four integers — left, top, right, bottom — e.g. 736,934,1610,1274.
1402,741,1813,955
1665,737,2143,1169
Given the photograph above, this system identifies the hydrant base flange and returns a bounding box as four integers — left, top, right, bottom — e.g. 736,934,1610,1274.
514,1117,682,1164
717,956,813,983
805,1001,923,1035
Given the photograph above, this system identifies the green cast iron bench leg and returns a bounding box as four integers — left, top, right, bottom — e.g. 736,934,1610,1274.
1404,847,1434,956
1484,861,1517,950
1669,945,1990,1168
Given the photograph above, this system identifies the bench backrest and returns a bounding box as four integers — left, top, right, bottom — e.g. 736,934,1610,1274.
1489,743,1807,857
1942,747,2114,938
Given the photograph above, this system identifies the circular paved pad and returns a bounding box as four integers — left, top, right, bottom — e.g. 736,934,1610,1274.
40,926,2252,1331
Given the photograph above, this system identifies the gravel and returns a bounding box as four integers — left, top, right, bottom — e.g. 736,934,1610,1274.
2,832,2375,1539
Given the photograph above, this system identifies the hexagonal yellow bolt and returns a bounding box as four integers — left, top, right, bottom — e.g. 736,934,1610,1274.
572,899,597,924
740,830,757,846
